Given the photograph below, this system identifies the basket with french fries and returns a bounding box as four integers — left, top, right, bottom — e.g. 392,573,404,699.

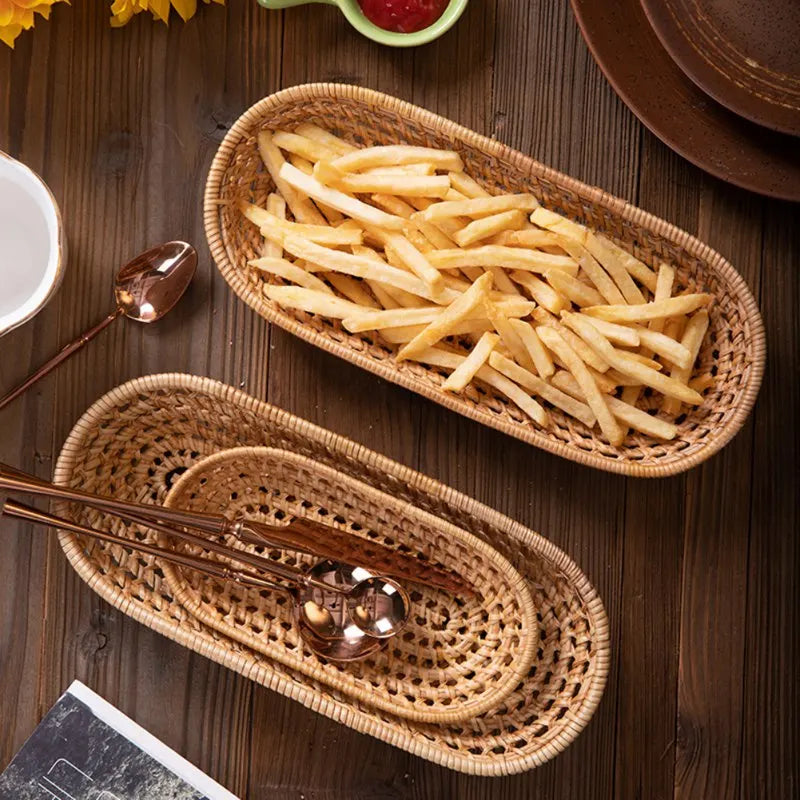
204,84,766,477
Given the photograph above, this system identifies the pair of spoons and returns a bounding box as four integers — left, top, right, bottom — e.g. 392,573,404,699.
3,499,409,661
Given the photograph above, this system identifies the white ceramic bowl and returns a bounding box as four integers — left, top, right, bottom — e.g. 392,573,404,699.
0,152,65,336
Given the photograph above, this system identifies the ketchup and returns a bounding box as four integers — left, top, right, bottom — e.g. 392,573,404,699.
358,0,449,33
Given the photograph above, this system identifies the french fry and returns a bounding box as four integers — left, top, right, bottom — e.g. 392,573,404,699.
500,229,560,249
551,372,677,440
530,207,587,242
544,268,605,307
536,325,622,445
448,171,491,198
406,227,435,254
584,294,712,323
353,245,432,309
510,270,567,313
362,163,436,176
397,273,493,361
257,131,328,225
488,352,595,428
484,300,536,373
273,130,339,163
634,327,693,369
581,315,640,347
325,273,380,307
509,318,555,378
593,233,658,293
294,123,357,155
550,365,617,393
623,352,663,370
241,204,363,247
619,262,676,413
651,263,676,332
261,193,286,258
288,153,314,174
486,266,521,295
272,232,441,301
416,347,550,425
263,284,364,318
365,279,401,309
418,194,539,222
367,228,444,293
327,145,464,174
533,308,610,373
279,162,406,231
428,246,578,275
343,293,533,334
562,311,703,404
556,237,626,305
584,233,646,304
442,332,499,392
453,210,526,247
379,320,493,344
662,310,710,414
370,194,416,218
248,257,333,293
417,220,456,250
334,173,451,198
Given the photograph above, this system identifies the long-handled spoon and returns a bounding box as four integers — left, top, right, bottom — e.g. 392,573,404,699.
0,241,197,411
0,463,468,596
2,500,408,659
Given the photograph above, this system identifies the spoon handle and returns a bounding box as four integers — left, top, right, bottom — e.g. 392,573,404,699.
0,308,123,411
1,499,286,592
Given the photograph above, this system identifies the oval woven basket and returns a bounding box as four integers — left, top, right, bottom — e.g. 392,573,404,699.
160,446,538,725
52,373,609,776
204,83,766,477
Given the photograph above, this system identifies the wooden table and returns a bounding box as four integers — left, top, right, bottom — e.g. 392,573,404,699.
0,2,797,797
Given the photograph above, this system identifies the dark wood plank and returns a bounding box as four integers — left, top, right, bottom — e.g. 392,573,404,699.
739,199,799,800
673,183,764,800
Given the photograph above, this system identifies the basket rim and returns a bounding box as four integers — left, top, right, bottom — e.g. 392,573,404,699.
53,372,611,777
203,82,767,478
160,444,541,725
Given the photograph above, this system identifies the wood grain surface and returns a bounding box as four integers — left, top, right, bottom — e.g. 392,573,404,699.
0,1,797,798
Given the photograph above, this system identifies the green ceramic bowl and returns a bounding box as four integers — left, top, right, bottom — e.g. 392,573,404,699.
257,0,469,46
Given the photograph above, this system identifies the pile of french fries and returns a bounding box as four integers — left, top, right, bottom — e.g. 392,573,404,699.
239,124,714,446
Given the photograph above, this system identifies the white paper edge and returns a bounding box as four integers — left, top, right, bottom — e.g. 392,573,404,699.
65,681,240,800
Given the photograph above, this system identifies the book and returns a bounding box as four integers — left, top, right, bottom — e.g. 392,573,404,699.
0,681,240,800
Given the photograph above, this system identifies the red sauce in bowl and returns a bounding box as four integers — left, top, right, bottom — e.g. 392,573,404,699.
358,0,450,33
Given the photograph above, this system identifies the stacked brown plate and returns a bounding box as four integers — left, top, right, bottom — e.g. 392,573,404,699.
570,0,800,200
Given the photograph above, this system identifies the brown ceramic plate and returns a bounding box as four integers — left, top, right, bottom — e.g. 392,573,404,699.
640,0,800,136
570,0,800,201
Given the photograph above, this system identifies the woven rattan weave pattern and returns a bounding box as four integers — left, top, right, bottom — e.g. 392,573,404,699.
204,84,766,477
159,446,538,724
52,374,609,776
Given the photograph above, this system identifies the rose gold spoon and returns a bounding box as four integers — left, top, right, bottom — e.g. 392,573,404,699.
0,241,197,411
2,500,407,660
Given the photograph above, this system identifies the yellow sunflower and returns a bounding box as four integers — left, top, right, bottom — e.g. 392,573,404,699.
110,0,224,27
0,0,66,48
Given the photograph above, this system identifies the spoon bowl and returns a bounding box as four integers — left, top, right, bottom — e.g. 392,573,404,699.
115,241,197,323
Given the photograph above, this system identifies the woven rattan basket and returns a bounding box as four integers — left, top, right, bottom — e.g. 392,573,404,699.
53,374,609,776
204,83,766,477
160,446,538,725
